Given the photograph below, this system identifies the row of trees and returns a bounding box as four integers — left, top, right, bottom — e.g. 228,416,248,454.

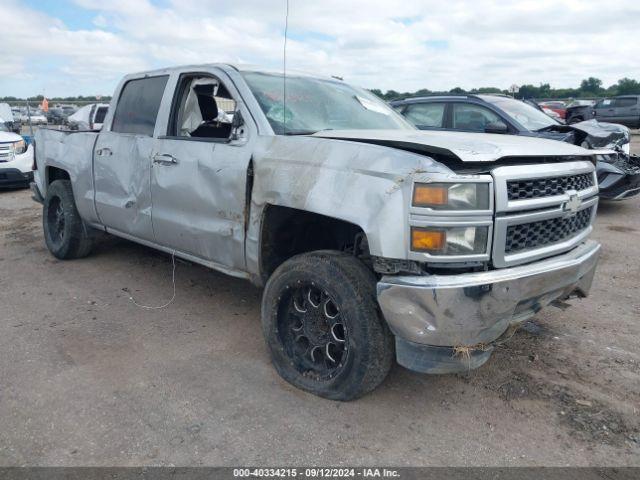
370,77,640,101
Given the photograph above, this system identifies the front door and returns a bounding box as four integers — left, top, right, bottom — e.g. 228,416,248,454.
150,72,253,270
94,75,169,241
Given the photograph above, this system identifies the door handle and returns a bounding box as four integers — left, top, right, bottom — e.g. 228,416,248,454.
96,147,112,156
152,153,179,165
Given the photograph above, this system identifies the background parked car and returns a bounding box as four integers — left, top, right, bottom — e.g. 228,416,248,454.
539,100,567,120
67,103,109,130
565,99,597,124
46,107,65,125
45,105,77,125
593,95,640,128
0,103,21,133
391,94,640,200
27,110,48,125
539,105,564,123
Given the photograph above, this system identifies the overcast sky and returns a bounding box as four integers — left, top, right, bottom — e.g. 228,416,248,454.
1,0,639,97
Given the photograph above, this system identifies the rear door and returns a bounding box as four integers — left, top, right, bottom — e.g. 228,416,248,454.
149,69,255,270
94,74,169,241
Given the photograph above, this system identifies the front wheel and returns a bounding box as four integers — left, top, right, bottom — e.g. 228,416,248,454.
261,251,393,401
43,179,94,259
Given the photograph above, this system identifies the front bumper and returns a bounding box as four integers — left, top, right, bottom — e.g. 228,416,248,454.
0,168,33,188
377,240,600,372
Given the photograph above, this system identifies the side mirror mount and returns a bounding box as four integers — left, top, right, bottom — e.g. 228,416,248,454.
230,110,245,141
485,121,508,134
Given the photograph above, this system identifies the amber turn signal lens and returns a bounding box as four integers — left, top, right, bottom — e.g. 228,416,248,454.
411,228,446,252
413,184,448,207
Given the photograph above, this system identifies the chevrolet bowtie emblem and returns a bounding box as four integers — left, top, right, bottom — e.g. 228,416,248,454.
563,192,581,214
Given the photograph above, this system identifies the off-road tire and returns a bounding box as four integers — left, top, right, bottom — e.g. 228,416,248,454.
262,250,394,401
43,179,94,259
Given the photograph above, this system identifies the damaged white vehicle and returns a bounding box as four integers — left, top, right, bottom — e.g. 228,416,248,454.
32,65,601,400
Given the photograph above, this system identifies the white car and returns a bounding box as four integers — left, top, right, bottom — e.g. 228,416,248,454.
0,120,34,188
28,112,48,125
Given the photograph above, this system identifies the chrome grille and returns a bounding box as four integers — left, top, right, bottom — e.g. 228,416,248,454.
505,207,593,253
492,161,598,268
507,173,594,200
0,143,13,163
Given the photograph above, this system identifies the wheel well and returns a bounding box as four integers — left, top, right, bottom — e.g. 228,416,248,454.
260,205,367,281
46,166,70,185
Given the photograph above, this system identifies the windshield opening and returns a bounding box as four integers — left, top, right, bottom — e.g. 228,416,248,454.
483,96,559,131
242,72,413,134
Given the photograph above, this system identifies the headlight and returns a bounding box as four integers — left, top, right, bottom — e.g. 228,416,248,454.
12,139,26,155
413,182,490,210
411,226,489,255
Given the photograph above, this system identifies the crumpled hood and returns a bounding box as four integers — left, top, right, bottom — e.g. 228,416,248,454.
537,119,630,150
312,129,592,163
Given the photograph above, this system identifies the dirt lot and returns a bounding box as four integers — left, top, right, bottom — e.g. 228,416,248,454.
1,154,639,466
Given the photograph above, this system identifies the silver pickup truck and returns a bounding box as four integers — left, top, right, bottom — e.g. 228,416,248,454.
32,64,601,400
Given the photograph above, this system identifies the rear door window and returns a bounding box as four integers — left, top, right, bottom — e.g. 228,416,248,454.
112,75,169,136
452,103,502,131
614,97,638,108
403,103,445,128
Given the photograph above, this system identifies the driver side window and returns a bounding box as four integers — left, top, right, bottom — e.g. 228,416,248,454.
171,75,237,139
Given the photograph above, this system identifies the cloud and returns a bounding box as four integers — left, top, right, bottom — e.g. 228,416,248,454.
0,0,639,97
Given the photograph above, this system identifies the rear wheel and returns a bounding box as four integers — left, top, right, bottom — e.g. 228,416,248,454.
43,179,94,259
262,251,393,400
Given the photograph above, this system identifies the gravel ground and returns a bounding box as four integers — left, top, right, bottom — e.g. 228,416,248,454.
1,148,639,466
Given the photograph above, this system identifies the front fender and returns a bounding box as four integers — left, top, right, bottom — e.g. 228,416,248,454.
245,135,454,277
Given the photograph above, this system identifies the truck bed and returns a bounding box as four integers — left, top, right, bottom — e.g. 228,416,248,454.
34,128,100,223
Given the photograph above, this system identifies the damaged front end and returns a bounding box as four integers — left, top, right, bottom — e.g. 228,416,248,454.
595,152,640,200
536,120,640,200
370,154,601,375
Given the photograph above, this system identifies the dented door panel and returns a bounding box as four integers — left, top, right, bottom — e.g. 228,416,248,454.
150,138,252,269
93,131,155,241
